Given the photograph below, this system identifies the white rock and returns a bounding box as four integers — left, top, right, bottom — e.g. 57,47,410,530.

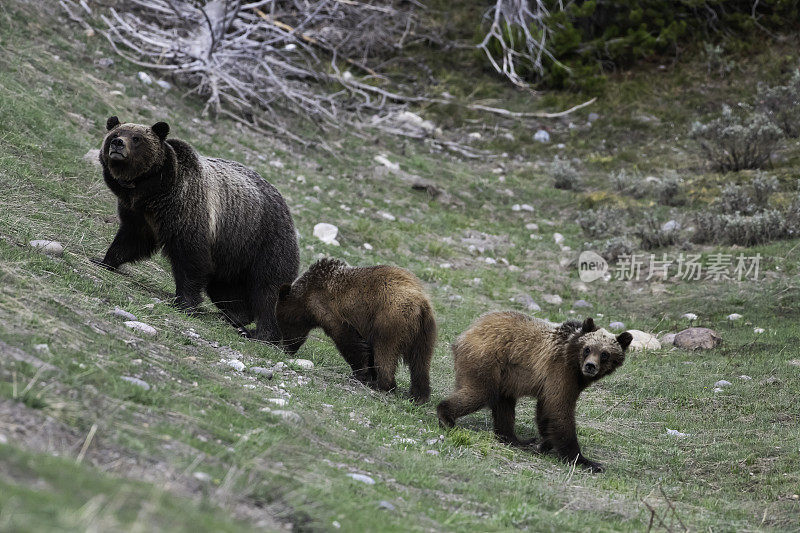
267,398,288,407
0,433,7,444
714,380,732,388
121,376,150,390
468,132,482,140
520,204,534,212
284,43,297,51
225,359,245,372
342,70,353,81
313,223,339,246
553,233,564,245
193,472,211,482
332,521,341,529
378,500,396,511
29,240,64,257
739,375,752,380
608,321,626,330
426,450,439,455
137,71,153,85
124,321,157,336
111,306,137,321
271,410,302,424
502,132,515,141
660,333,677,346
374,155,399,171
378,211,396,221
681,313,698,320
33,344,50,354
288,358,314,370
713,387,724,393
753,327,765,334
156,79,171,90
269,159,285,168
439,263,452,269
727,313,743,321
661,220,680,232
543,294,563,305
511,204,521,212
347,473,375,485
525,223,539,231
627,330,661,351
363,243,373,250
588,112,600,122
666,429,689,438
484,257,497,265
534,129,550,143
83,149,101,167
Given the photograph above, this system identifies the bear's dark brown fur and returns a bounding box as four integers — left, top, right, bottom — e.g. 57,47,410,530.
276,258,436,403
437,312,632,472
94,116,299,342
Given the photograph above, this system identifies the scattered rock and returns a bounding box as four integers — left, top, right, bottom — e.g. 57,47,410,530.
543,294,563,305
0,433,7,444
29,240,64,257
425,450,440,455
374,155,399,171
660,333,677,346
378,500,396,511
533,129,550,143
155,79,171,90
124,321,157,336
674,328,722,350
137,71,153,85
363,243,373,250
111,306,137,321
727,313,743,321
525,223,539,231
761,376,781,385
739,375,752,380
313,223,339,246
269,159,285,169
378,211,396,221
347,473,375,485
661,220,680,232
250,367,274,379
95,57,114,69
224,359,245,372
627,330,661,351
552,233,564,245
608,322,625,331
588,112,600,122
572,299,592,309
468,132,482,140
83,148,101,167
288,358,314,370
33,344,50,354
192,472,211,482
753,327,765,334
267,398,288,407
271,410,302,424
666,429,690,438
512,294,541,312
714,380,732,388
681,313,698,321
121,376,150,390
788,360,800,367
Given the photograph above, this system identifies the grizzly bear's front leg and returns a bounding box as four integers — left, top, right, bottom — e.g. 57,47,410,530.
537,398,603,473
92,206,157,270
327,323,374,384
167,242,211,313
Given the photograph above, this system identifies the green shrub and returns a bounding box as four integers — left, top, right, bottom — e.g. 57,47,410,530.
550,158,580,190
654,171,686,206
757,70,800,138
577,207,627,238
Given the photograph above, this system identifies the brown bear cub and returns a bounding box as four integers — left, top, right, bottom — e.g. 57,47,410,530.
437,312,632,472
94,117,299,342
276,258,436,403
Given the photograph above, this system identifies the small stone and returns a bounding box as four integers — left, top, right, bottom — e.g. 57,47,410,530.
727,313,743,321
553,233,564,245
225,359,245,372
502,132,515,141
681,313,698,321
608,322,625,331
121,376,150,390
447,294,462,302
193,472,211,482
0,433,7,444
512,294,541,312
543,294,563,305
270,159,285,168
484,257,497,265
83,149,101,167
378,211,396,221
273,362,286,371
288,358,314,370
426,438,440,446
95,57,114,68
250,367,274,379
29,240,64,257
33,344,50,354
347,473,375,485
425,449,439,455
666,429,689,438
313,223,339,246
534,129,550,143
714,380,732,388
155,79,171,90
137,71,153,85
271,410,302,424
674,328,722,350
713,387,724,393
627,330,661,351
332,521,341,529
124,321,157,336
267,398,288,407
761,376,781,385
378,500,396,511
374,155,399,171
588,112,600,122
525,223,539,231
573,299,592,309
511,204,521,211
468,132,482,140
753,327,765,334
788,360,800,367
111,306,137,321
439,263,452,269
363,243,373,250
660,333,677,346
739,375,752,380
661,220,680,232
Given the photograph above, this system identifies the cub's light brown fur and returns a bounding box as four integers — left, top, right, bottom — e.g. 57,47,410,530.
276,258,436,403
437,312,632,472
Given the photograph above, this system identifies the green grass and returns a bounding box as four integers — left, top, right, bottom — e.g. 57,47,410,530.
1,0,800,531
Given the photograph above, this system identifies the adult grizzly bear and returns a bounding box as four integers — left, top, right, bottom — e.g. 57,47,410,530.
276,258,436,403
93,116,299,342
437,313,632,472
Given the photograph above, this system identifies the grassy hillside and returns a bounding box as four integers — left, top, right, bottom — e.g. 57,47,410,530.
1,1,799,531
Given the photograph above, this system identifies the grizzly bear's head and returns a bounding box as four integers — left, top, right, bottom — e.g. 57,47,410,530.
567,318,632,380
100,116,170,187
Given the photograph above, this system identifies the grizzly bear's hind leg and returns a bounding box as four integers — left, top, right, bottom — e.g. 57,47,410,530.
437,388,489,428
372,339,400,393
491,395,524,445
250,282,282,344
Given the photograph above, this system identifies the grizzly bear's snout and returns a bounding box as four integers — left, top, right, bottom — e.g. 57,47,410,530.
582,360,598,376
108,137,127,160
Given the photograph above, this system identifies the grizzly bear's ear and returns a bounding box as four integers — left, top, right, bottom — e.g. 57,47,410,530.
580,317,596,334
106,116,120,131
151,121,170,141
616,332,633,351
278,284,292,301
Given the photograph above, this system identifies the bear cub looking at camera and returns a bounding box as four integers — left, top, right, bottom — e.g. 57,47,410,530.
437,313,632,472
276,258,436,403
94,116,299,342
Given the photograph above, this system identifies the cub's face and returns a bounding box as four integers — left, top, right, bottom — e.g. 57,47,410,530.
578,329,632,380
101,116,169,186
276,284,312,354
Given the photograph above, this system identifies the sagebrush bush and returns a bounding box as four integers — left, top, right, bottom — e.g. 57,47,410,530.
757,70,800,138
691,210,786,246
718,183,757,215
577,207,626,238
635,214,681,250
751,173,779,207
599,236,635,263
654,171,686,206
690,104,782,171
550,158,580,190
609,169,648,198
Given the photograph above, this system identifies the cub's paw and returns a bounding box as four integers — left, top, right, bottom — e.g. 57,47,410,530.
581,460,604,474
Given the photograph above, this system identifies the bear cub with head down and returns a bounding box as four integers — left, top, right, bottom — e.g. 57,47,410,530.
276,258,436,403
94,116,299,342
437,313,632,472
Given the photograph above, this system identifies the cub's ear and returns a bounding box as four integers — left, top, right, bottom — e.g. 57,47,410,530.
580,317,596,334
278,284,292,301
151,121,170,141
106,116,120,131
616,332,633,351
